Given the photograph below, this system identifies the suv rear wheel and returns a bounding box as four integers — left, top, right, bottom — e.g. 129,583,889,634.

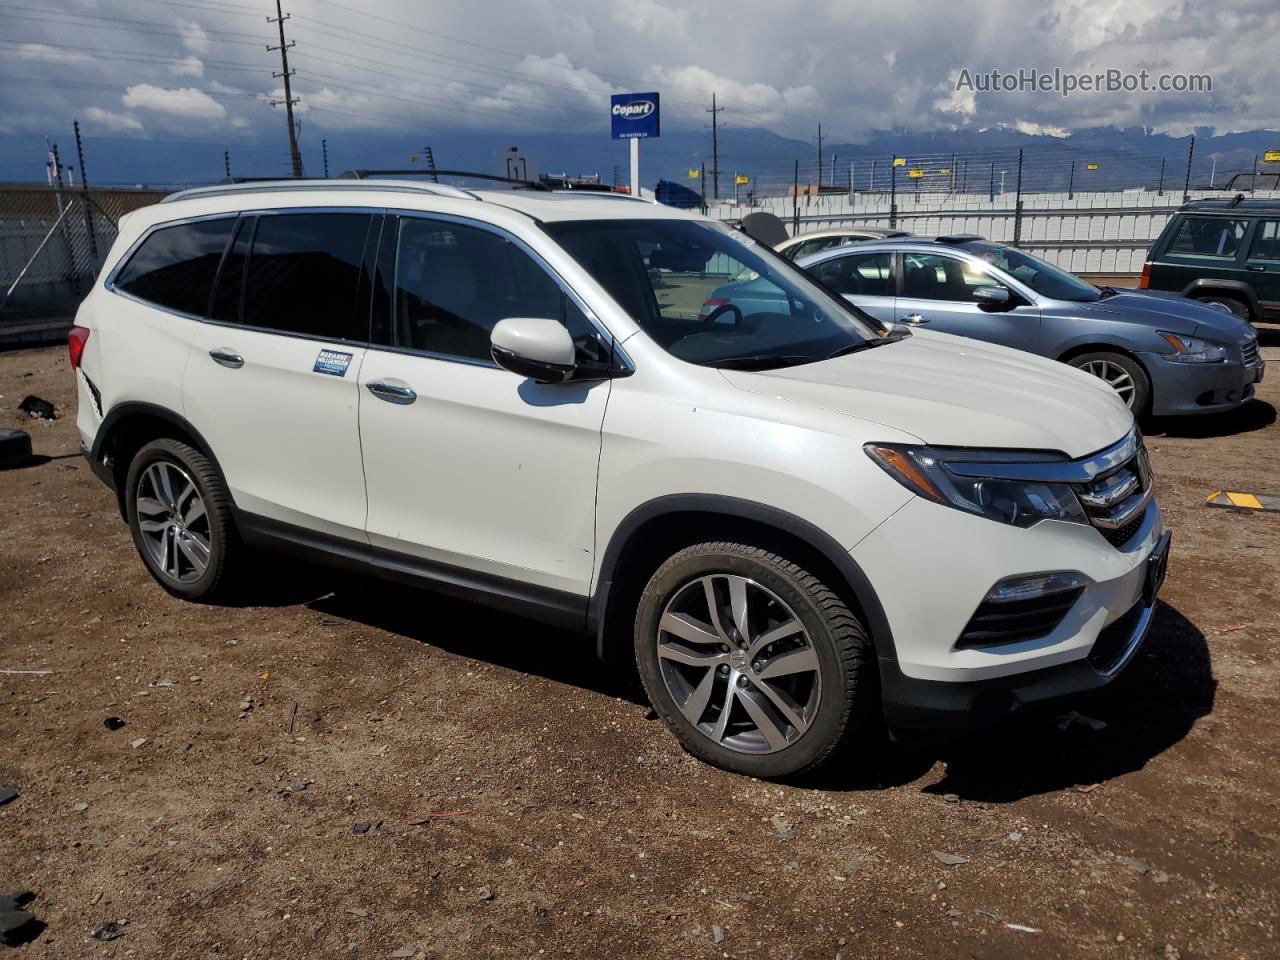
1196,294,1251,322
634,541,872,778
124,438,238,601
1067,351,1151,413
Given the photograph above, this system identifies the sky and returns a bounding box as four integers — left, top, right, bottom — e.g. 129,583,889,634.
1,0,1277,168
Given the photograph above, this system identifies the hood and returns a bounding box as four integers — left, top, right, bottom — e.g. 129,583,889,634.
720,329,1132,459
1062,289,1253,341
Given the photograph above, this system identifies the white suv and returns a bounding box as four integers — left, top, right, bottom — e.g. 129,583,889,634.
71,179,1170,778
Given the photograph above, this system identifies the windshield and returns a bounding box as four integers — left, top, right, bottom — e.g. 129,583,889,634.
964,243,1101,302
543,218,883,369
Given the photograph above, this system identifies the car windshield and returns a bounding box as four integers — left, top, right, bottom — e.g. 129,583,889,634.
543,218,884,369
964,242,1102,302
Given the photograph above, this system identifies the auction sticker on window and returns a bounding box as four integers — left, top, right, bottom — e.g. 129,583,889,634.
313,349,353,377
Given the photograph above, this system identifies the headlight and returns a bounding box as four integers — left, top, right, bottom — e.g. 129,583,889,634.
1158,331,1225,363
865,444,1087,528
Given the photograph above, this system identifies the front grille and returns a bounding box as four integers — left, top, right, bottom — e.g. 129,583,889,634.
957,588,1085,648
1242,337,1260,366
1071,440,1152,549
1087,600,1144,673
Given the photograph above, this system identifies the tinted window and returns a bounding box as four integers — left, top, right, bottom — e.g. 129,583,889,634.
209,217,251,324
790,236,844,260
811,252,893,296
902,253,1006,302
1168,217,1248,258
241,213,373,339
545,219,881,370
387,217,608,366
1249,220,1280,261
114,218,234,316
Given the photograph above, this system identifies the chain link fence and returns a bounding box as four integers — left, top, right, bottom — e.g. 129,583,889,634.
0,186,165,324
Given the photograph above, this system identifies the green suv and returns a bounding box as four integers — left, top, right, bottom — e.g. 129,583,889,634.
1142,197,1280,323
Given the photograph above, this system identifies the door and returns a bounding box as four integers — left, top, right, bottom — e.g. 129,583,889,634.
182,211,376,540
358,214,612,598
1244,219,1280,319
807,250,896,325
894,251,1041,352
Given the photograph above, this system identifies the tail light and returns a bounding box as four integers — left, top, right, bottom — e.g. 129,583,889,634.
1139,262,1151,290
697,298,729,323
68,325,91,370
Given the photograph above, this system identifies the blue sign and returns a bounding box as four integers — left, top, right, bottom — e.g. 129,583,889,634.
611,92,660,140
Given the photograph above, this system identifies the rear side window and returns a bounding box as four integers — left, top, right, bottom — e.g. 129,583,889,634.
1248,220,1280,261
114,218,235,316
1167,217,1249,258
812,252,892,296
240,212,373,340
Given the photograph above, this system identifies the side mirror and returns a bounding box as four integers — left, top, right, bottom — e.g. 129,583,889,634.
973,286,1010,306
490,317,576,384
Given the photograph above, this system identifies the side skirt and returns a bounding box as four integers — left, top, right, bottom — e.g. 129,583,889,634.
236,511,590,634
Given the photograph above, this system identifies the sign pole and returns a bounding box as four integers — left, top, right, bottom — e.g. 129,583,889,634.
630,137,639,197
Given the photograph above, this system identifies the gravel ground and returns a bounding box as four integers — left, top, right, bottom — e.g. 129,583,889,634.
2,333,1278,959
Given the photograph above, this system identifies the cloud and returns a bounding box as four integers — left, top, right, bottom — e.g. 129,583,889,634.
83,107,143,131
11,43,91,65
178,20,210,54
122,84,227,120
168,56,204,78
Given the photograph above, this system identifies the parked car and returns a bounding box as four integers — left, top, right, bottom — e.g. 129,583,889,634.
74,179,1168,779
1141,196,1280,323
776,227,912,261
712,235,1262,415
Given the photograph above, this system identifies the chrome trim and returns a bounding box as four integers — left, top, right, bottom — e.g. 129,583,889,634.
944,428,1140,483
208,348,244,369
1077,471,1138,509
366,381,417,404
1088,485,1154,529
1095,602,1155,679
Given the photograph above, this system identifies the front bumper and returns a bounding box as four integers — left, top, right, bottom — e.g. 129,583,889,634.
1141,351,1265,416
879,531,1169,741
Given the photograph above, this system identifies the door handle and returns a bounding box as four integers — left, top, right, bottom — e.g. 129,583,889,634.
1246,264,1266,272
902,313,929,324
366,380,417,405
209,348,244,369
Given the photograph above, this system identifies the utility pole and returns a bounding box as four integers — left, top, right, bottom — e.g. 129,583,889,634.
814,124,824,190
267,0,302,177
707,93,723,200
322,139,329,178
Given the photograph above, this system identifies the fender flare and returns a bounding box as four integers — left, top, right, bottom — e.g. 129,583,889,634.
1178,279,1260,317
589,493,899,669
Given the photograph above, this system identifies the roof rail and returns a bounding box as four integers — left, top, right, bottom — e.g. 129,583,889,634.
935,233,985,244
160,178,479,204
338,168,550,191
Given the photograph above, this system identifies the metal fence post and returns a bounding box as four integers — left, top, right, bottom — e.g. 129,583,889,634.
792,160,799,234
1182,136,1195,202
1013,149,1024,246
73,120,99,265
1068,160,1075,200
890,159,898,230
988,162,995,202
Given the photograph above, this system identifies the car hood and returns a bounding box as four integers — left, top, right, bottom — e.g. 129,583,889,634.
720,329,1132,459
1059,289,1252,340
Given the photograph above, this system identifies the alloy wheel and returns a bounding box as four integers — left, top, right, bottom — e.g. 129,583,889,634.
656,574,821,754
1080,359,1136,408
135,461,212,583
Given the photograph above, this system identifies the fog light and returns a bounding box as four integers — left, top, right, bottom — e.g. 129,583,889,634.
957,571,1091,649
985,571,1089,604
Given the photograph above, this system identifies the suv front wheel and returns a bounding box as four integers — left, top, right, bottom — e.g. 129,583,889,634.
124,438,238,601
634,541,872,778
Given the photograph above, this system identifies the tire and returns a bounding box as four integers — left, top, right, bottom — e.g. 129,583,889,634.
0,428,33,469
1067,351,1151,414
1197,295,1251,322
124,438,238,602
634,541,872,779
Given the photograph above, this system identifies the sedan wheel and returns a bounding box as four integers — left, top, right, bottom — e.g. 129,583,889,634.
1079,358,1136,407
1067,351,1151,415
657,573,821,754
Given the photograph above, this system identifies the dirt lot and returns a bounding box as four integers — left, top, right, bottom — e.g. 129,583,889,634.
2,334,1278,959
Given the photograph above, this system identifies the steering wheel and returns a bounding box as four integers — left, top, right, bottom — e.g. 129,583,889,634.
701,302,744,329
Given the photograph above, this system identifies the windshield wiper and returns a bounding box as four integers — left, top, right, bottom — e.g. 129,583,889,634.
1097,285,1119,298
822,335,906,361
703,354,815,370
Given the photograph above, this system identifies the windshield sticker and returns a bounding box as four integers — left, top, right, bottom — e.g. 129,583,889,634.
313,349,353,377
